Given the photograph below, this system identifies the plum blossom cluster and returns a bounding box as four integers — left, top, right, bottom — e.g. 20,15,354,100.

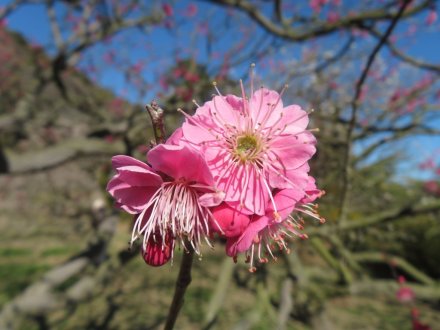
107,77,324,271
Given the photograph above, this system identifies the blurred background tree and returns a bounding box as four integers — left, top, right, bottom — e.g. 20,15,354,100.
0,0,439,329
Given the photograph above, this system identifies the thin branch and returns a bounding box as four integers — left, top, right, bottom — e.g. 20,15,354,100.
164,249,194,330
285,35,354,80
3,138,124,174
352,252,436,285
338,200,440,232
365,26,440,73
207,0,430,41
145,101,166,144
46,0,64,51
338,0,412,222
351,280,440,301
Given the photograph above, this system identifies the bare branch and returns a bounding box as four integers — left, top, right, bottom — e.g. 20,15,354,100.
365,26,440,73
352,252,436,285
338,200,440,232
4,137,124,174
338,0,412,222
46,0,64,51
207,0,430,41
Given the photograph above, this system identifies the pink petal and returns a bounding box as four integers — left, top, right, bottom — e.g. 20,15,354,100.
211,203,250,237
218,163,268,216
198,190,225,207
269,132,316,170
226,215,270,256
225,94,244,110
181,103,219,145
116,165,163,187
249,88,283,128
107,178,158,213
148,144,214,185
112,155,152,171
300,176,323,203
211,95,243,130
269,189,304,219
277,104,309,135
142,231,174,267
166,127,183,145
269,163,310,190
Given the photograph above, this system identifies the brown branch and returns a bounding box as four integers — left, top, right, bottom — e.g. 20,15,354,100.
353,125,440,163
146,101,166,144
351,280,440,302
0,0,37,20
338,0,412,222
46,0,64,51
338,200,440,231
3,137,124,174
365,26,440,73
352,252,436,285
208,0,430,41
285,35,354,80
164,249,195,330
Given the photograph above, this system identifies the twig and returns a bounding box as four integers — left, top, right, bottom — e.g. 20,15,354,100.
146,101,166,144
310,237,352,284
351,280,440,301
352,252,436,285
365,26,440,73
338,0,412,222
208,0,429,41
164,249,195,330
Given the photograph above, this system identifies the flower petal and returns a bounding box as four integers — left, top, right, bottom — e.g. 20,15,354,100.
117,165,163,187
269,132,316,170
112,155,152,171
148,144,214,185
277,104,309,134
211,203,250,237
107,177,158,214
249,88,283,129
226,215,270,256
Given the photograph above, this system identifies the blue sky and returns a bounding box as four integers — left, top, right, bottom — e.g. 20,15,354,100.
2,0,440,180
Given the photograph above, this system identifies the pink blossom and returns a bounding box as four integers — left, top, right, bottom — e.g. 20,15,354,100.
185,4,198,17
162,3,173,17
159,76,169,90
181,84,317,216
396,286,415,303
224,186,323,271
211,203,251,237
412,309,432,330
426,10,437,25
107,144,222,265
424,180,440,195
310,0,322,13
419,158,435,170
327,11,340,23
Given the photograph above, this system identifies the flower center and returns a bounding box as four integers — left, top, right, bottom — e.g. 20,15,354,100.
234,135,260,161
